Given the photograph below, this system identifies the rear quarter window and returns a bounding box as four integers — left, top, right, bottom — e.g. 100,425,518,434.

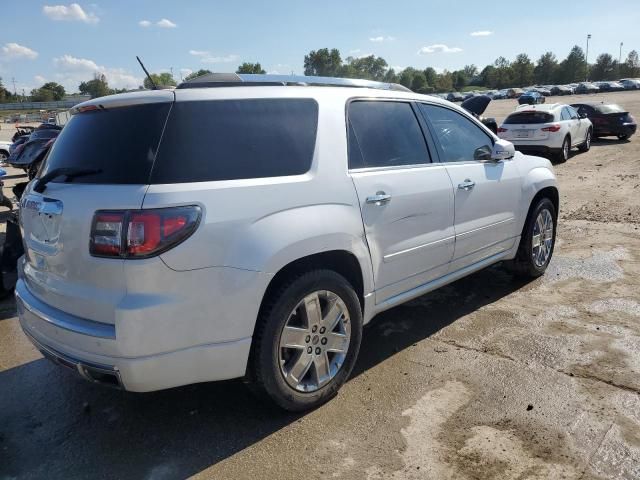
594,104,625,114
504,112,555,124
151,98,318,183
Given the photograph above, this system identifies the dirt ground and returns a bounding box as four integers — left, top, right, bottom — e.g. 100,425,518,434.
0,91,639,480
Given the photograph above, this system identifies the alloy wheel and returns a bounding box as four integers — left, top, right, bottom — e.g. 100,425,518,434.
532,208,554,268
278,290,351,392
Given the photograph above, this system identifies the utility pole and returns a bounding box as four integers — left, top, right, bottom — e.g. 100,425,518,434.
619,42,624,65
585,34,591,81
11,77,17,96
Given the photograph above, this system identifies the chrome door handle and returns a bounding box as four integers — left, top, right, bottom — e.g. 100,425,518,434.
458,179,475,191
366,192,392,206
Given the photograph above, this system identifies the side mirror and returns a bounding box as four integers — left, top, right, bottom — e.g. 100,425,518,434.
491,139,515,161
580,113,588,119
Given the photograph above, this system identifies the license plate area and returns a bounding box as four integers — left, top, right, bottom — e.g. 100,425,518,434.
514,129,532,138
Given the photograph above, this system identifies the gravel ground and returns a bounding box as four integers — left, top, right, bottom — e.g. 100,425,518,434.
0,91,639,480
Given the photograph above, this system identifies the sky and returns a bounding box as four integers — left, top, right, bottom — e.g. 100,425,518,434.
2,0,639,94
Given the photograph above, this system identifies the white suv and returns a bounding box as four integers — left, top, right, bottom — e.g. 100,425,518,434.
17,74,559,411
497,103,592,162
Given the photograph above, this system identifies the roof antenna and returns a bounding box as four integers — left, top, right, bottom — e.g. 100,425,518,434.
136,56,157,90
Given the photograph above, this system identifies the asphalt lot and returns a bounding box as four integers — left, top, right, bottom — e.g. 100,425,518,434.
1,90,640,480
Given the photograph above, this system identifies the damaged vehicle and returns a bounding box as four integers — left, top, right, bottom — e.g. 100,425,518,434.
461,94,498,134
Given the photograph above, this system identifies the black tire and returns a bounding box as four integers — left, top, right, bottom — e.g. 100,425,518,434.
0,151,8,164
508,197,557,278
578,128,592,152
554,136,570,163
248,270,363,411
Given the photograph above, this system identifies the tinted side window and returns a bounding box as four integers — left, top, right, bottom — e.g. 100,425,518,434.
152,99,318,183
347,101,430,169
560,108,571,121
574,105,593,117
419,104,493,162
567,106,579,119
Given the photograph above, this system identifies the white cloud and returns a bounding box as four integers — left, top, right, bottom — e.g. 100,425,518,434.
34,75,47,84
351,52,373,59
417,44,463,54
1,42,38,60
43,3,99,23
369,36,395,43
349,49,361,54
180,68,193,79
156,18,177,28
189,50,239,64
391,66,405,72
139,20,151,27
53,54,142,91
470,31,493,37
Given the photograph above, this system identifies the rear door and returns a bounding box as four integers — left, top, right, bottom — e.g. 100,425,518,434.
567,106,587,144
348,100,455,304
20,95,173,324
418,103,522,271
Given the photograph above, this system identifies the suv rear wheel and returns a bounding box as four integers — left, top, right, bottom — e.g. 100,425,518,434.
249,270,363,411
555,136,570,163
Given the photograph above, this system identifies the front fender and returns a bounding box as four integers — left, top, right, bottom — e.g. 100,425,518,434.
518,162,558,230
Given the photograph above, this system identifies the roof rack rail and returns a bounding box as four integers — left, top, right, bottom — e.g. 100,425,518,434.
176,73,411,92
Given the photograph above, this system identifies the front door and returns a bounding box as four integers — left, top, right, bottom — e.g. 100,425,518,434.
347,100,455,304
418,103,523,271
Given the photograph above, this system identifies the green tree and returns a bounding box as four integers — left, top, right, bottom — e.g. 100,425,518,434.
341,55,388,81
463,64,478,79
39,82,66,100
511,53,534,87
185,69,212,81
557,46,587,83
478,65,496,87
303,48,342,77
487,57,513,89
410,72,427,93
383,68,398,83
31,87,55,102
398,67,418,89
621,50,640,78
590,53,617,81
423,67,438,87
435,71,453,92
451,70,467,91
236,62,266,74
533,52,558,85
143,72,176,89
79,73,111,99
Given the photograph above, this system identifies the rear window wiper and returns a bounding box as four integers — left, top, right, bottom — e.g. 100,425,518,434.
33,167,102,193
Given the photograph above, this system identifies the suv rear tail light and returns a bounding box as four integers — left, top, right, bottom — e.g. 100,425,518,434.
497,127,508,133
90,206,201,258
541,124,561,132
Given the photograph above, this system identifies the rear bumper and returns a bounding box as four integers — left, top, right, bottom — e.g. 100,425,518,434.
16,259,270,391
594,124,636,137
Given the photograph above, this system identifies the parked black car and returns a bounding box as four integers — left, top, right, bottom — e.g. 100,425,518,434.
461,95,498,134
7,125,61,178
596,81,625,92
518,91,546,105
571,102,637,140
575,82,599,94
447,92,464,102
550,85,573,96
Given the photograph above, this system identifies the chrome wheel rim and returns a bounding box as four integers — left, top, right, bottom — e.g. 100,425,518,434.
532,209,554,267
279,290,351,392
563,139,569,160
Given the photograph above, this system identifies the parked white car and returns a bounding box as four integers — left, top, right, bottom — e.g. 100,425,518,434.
17,74,559,411
0,140,12,163
498,104,592,163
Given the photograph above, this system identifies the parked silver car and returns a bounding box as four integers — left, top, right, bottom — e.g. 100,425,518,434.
17,74,559,411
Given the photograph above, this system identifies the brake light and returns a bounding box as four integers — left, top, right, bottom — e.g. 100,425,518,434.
497,127,508,133
90,206,201,258
541,124,561,132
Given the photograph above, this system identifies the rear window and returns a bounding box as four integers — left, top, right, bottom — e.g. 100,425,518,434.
594,104,625,114
504,112,554,124
41,103,171,184
151,98,318,183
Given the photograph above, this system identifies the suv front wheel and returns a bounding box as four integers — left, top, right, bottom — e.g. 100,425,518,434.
249,270,363,411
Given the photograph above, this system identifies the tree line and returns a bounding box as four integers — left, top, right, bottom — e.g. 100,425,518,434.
2,47,639,102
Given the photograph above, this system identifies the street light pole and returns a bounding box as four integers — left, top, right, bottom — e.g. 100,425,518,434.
585,34,591,81
619,42,624,64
